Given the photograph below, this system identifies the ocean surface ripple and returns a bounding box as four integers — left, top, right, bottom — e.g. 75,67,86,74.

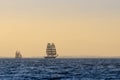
0,58,120,80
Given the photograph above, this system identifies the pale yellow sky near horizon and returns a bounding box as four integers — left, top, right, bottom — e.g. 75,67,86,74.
0,0,120,57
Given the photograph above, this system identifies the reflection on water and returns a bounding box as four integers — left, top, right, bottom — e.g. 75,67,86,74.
0,58,120,80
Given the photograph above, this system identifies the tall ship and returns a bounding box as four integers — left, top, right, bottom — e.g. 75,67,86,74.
45,43,58,58
15,51,22,58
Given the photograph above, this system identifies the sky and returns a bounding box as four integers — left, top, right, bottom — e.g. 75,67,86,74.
0,0,120,58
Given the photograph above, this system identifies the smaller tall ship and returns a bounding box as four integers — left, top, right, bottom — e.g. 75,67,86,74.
45,43,58,58
15,51,22,58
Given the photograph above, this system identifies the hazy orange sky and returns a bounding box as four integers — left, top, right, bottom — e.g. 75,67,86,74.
0,0,120,58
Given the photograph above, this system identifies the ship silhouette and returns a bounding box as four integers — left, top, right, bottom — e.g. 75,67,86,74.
44,43,58,58
15,51,22,58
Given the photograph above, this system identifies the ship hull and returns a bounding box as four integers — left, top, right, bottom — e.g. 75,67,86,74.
44,56,57,59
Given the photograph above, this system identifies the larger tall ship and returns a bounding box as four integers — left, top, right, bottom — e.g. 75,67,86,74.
45,43,58,58
15,51,22,59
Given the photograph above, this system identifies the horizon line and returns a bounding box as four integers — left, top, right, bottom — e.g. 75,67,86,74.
0,56,120,58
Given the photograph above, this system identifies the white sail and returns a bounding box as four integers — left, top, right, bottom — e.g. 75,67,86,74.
46,43,52,56
15,51,22,58
45,43,58,58
51,43,56,55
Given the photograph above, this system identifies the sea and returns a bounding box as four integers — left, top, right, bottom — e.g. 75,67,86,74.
0,58,120,80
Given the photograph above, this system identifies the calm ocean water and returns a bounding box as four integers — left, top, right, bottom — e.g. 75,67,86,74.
0,58,120,80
